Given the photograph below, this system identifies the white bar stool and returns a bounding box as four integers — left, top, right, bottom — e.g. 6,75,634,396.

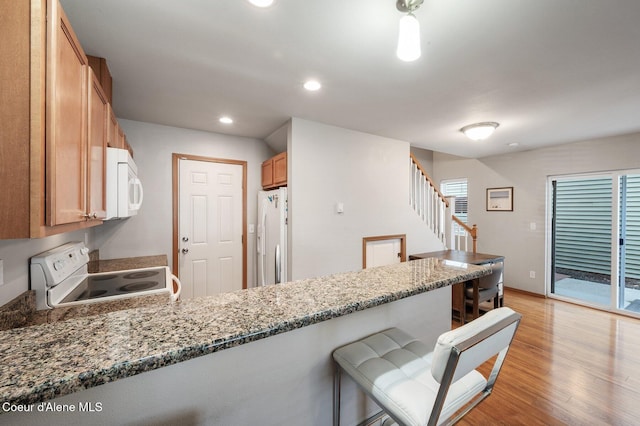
332,307,521,426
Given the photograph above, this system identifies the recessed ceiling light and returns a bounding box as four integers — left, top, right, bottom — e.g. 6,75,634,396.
219,116,233,124
508,142,519,147
248,0,274,7
303,80,322,91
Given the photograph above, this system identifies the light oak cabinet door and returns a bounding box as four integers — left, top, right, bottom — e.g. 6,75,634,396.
118,125,126,151
87,68,108,220
46,0,88,226
262,158,274,188
272,152,287,187
261,152,287,189
0,0,30,238
87,55,112,104
107,104,120,148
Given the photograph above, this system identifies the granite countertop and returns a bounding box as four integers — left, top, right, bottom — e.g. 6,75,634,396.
0,258,489,408
88,255,168,273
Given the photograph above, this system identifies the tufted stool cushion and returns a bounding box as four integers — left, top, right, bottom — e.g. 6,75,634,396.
333,328,486,426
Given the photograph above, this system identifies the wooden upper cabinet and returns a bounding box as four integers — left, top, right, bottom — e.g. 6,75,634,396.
87,67,108,220
261,152,287,189
262,158,274,188
87,55,112,104
273,152,287,187
118,125,126,150
0,0,31,238
106,104,120,148
0,0,111,238
46,0,89,226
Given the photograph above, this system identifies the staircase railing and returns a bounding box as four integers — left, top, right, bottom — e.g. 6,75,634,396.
409,153,477,253
409,153,449,245
452,215,478,253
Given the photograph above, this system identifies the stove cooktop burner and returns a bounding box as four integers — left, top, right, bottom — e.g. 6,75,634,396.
91,274,119,281
123,271,160,280
60,268,167,304
119,281,159,292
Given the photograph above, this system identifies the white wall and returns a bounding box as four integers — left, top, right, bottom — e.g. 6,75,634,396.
410,146,434,175
433,131,640,295
0,229,92,306
93,120,273,288
289,118,444,280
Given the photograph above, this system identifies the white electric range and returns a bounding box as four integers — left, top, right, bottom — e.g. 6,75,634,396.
30,242,181,310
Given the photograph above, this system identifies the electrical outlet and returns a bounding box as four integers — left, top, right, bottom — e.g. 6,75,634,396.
529,270,536,279
0,259,4,286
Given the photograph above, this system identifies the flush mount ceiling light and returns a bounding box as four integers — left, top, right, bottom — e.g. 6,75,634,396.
460,122,500,141
219,116,234,124
396,0,424,62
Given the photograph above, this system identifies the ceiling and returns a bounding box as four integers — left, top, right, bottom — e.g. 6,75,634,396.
61,0,640,158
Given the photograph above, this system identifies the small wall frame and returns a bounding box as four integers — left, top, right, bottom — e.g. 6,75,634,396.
486,187,514,211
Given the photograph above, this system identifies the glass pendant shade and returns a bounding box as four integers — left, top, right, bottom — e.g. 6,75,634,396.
397,13,421,62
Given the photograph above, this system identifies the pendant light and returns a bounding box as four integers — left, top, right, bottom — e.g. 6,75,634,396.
396,0,424,62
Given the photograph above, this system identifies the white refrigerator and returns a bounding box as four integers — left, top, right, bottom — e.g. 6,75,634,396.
257,187,287,286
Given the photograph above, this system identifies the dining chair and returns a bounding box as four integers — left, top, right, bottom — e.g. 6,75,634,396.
465,260,503,320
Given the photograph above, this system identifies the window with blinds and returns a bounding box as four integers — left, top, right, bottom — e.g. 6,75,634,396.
441,178,468,223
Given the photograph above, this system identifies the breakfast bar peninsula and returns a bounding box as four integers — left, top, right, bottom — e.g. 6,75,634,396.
0,258,489,425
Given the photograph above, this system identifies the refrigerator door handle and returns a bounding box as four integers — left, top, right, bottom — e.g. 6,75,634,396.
275,244,281,284
258,199,268,286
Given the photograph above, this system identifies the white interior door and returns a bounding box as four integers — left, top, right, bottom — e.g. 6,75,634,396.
179,159,243,299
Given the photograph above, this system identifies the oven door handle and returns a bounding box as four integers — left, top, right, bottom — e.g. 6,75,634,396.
171,274,182,302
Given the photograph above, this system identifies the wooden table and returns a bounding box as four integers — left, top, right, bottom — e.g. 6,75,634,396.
409,250,505,324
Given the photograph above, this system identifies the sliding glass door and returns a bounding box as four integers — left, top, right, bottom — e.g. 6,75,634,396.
550,175,612,307
549,171,640,315
619,174,640,314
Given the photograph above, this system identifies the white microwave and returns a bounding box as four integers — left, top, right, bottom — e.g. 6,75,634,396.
106,147,144,219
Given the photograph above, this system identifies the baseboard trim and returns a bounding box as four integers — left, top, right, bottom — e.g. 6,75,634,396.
504,286,546,298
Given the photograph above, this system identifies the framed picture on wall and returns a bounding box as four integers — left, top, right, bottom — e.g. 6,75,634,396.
486,187,514,211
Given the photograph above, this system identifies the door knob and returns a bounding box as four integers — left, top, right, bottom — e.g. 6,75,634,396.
181,248,189,254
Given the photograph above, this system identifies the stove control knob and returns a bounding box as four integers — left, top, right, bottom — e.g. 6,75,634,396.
53,260,64,271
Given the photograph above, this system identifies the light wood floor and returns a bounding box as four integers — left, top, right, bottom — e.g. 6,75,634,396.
457,289,640,426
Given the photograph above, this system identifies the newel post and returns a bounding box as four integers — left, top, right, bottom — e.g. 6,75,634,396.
471,224,478,253
444,196,455,248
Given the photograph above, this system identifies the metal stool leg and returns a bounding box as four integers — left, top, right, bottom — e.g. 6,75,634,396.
333,367,341,426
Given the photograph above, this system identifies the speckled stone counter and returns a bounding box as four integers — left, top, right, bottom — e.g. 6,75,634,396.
0,258,488,410
0,292,35,331
25,294,171,327
89,255,168,273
